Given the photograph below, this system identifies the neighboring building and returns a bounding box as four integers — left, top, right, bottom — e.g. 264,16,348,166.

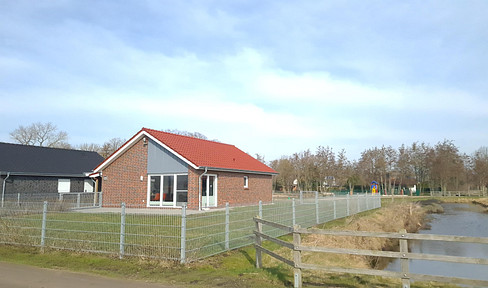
0,142,105,195
92,128,277,210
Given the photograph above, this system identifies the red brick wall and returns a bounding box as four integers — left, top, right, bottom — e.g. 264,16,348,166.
187,168,273,209
187,167,200,209
101,138,148,207
215,171,273,206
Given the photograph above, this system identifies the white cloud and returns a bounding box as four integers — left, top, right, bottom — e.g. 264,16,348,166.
2,1,488,161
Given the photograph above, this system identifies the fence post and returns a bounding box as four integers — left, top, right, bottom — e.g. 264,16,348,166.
255,217,262,269
225,202,230,250
357,195,360,213
77,193,81,208
315,191,319,224
299,191,303,204
333,198,337,219
346,194,350,216
400,229,410,288
180,205,187,264
40,201,48,253
17,193,20,206
119,202,126,259
366,194,369,210
259,200,263,219
292,198,296,226
59,193,63,202
99,191,103,207
293,224,302,288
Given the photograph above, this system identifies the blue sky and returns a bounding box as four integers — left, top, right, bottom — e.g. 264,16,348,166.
1,1,487,161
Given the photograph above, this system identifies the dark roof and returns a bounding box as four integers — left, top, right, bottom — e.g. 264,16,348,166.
0,142,105,176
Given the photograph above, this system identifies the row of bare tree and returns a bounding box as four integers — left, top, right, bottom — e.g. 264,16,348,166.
8,123,212,159
9,122,125,158
269,140,488,194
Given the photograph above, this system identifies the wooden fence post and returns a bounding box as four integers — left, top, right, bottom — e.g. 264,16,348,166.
255,217,262,269
293,225,302,288
400,229,410,288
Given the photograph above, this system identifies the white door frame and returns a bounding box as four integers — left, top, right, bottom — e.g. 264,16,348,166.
201,174,218,208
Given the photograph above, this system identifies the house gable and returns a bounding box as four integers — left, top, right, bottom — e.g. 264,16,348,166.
147,139,188,174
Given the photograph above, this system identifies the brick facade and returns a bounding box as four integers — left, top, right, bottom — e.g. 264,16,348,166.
185,168,273,209
210,171,272,207
101,138,148,206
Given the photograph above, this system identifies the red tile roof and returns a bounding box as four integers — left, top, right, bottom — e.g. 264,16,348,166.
143,128,277,174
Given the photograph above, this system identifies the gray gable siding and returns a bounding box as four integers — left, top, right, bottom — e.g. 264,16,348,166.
147,139,188,174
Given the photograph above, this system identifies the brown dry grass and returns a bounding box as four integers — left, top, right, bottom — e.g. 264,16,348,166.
299,202,426,270
472,198,488,208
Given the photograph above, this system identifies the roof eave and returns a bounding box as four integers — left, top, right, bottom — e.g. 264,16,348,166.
197,166,278,176
93,130,199,173
0,171,89,178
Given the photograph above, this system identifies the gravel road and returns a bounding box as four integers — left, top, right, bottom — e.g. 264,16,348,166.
0,262,176,288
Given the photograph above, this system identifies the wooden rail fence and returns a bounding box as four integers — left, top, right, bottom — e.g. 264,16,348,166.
254,217,488,288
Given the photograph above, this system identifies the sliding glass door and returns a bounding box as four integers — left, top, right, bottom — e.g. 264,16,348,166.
149,174,188,207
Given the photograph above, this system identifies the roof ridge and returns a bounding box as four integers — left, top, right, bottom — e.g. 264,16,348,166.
0,141,98,154
142,128,233,147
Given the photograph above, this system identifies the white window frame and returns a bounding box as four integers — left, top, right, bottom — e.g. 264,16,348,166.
244,176,249,188
58,179,71,193
147,174,188,208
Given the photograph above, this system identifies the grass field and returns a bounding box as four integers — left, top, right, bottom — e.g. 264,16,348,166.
0,197,466,287
0,196,379,262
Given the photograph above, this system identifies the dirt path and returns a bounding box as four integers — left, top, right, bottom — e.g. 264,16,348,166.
0,262,176,288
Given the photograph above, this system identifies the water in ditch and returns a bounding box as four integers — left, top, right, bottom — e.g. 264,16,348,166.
385,203,488,281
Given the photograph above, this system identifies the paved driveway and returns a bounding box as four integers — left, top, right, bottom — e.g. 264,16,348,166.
0,262,175,288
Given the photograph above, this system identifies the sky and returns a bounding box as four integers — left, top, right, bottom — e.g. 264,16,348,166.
1,1,488,162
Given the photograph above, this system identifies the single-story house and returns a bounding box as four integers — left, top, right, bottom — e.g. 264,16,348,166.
0,142,105,197
91,128,277,210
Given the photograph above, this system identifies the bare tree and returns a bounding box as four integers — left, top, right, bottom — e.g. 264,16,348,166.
78,143,102,153
472,147,488,192
270,157,295,192
409,142,433,194
315,146,335,192
163,129,209,140
430,140,465,192
396,144,413,193
100,138,126,158
10,122,69,148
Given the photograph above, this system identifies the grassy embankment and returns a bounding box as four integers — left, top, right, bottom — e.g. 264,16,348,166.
0,197,485,287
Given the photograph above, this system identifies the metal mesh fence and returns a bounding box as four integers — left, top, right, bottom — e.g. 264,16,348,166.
0,193,380,262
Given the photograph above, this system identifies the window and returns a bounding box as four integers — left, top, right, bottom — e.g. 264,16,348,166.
244,176,249,188
58,179,70,193
148,174,188,207
176,175,188,205
84,180,94,192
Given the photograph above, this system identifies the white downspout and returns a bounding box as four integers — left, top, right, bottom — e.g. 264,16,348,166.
198,167,208,211
2,172,11,208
